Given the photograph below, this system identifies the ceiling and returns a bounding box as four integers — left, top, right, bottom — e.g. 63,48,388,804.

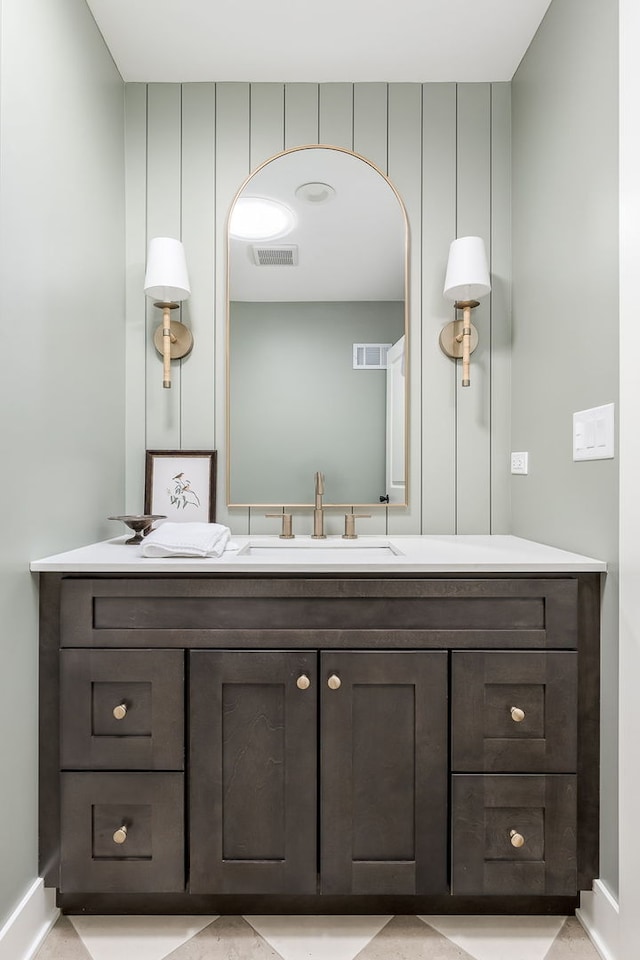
230,147,405,302
85,0,553,84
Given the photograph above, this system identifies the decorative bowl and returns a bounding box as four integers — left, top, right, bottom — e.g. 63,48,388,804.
108,515,166,545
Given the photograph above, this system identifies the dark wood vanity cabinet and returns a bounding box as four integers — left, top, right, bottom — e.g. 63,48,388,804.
189,649,448,897
40,573,600,913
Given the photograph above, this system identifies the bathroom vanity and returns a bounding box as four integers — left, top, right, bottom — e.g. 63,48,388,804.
32,535,604,915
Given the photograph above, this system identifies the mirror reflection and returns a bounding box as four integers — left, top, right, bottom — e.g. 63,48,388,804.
227,146,408,507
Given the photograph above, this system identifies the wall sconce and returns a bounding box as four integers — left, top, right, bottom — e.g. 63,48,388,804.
439,236,491,387
144,237,192,389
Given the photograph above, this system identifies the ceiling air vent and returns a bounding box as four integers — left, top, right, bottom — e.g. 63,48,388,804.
252,244,298,266
353,343,393,370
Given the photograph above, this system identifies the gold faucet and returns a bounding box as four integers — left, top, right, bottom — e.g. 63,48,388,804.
312,471,326,538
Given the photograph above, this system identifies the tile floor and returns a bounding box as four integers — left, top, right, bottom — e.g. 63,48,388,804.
34,913,602,960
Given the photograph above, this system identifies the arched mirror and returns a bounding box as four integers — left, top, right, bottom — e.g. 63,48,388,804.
227,145,408,507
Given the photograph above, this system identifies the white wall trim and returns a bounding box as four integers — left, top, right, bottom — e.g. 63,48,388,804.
0,879,58,960
577,880,620,960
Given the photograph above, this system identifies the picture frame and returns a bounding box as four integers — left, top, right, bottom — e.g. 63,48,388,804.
144,450,217,523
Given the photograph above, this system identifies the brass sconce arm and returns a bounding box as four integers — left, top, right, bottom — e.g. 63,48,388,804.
439,299,480,387
152,302,193,389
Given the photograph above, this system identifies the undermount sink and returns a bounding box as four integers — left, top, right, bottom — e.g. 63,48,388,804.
237,538,404,558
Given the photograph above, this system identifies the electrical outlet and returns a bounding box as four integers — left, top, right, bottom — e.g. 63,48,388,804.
511,452,529,475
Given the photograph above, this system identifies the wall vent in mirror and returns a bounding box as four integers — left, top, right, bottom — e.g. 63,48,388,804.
353,343,392,370
253,245,298,266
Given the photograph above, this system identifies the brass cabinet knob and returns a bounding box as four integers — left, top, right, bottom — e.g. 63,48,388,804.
510,829,525,848
113,825,128,844
296,674,311,690
327,674,341,690
113,703,127,720
510,706,525,723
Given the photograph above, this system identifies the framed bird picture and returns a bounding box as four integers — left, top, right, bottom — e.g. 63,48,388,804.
144,450,217,523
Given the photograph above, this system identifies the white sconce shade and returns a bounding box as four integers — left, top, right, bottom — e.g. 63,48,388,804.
144,237,191,303
443,236,491,302
144,237,192,389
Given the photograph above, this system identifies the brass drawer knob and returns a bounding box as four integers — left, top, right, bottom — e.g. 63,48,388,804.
113,825,128,844
113,703,127,720
296,674,311,690
510,829,525,848
510,706,525,722
327,674,341,690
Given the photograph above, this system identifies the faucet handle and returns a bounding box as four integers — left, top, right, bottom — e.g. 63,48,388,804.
265,512,295,539
315,471,325,495
342,514,371,540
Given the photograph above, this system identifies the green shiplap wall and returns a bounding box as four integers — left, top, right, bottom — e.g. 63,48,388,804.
125,82,511,536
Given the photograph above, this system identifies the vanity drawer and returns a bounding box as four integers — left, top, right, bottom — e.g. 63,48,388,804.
60,772,184,893
451,651,577,772
60,577,578,649
60,649,184,770
451,774,577,896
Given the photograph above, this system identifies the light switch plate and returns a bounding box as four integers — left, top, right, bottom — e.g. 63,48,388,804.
511,452,529,475
573,403,615,461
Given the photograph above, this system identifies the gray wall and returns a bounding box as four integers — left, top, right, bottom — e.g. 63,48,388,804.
229,301,404,504
0,0,125,926
511,0,619,895
125,82,512,537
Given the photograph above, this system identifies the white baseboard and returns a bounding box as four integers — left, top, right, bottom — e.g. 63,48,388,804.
0,879,58,960
577,879,620,960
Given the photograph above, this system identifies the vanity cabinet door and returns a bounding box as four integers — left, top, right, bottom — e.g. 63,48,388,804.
189,650,317,895
320,651,448,895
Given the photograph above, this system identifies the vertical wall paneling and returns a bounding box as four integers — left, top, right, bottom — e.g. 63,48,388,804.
145,84,183,448
352,79,393,532
421,83,458,533
245,84,287,533
489,83,512,533
326,82,388,534
215,84,251,532
455,83,492,533
387,84,423,535
250,83,285,169
130,82,511,537
180,84,216,451
247,83,291,535
352,82,395,535
124,84,148,512
283,83,350,535
284,83,320,148
353,84,389,172
319,84,354,149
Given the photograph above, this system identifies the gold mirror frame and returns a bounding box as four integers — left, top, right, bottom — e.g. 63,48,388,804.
226,144,409,508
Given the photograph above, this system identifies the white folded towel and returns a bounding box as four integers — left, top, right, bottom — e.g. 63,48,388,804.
141,522,232,558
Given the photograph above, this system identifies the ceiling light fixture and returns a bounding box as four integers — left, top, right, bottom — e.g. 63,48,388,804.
229,197,295,241
295,182,336,203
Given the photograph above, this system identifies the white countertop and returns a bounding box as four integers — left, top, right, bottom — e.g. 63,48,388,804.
30,534,606,574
